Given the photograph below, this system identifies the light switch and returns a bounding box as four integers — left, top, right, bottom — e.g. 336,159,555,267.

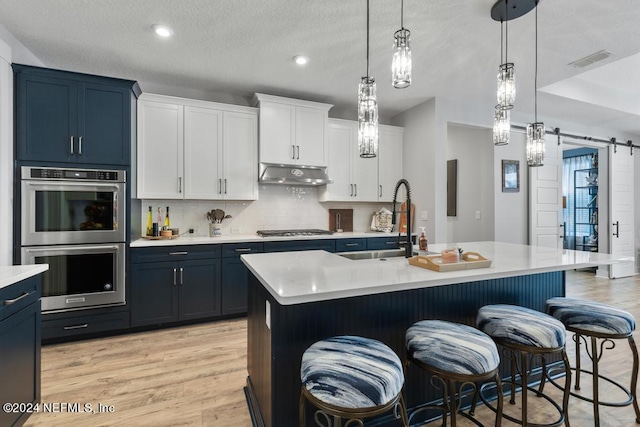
475,211,481,220
421,211,429,221
265,300,271,329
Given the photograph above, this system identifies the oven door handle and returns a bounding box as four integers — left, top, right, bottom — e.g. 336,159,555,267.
23,244,122,256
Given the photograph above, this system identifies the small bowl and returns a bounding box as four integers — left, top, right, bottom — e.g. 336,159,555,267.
160,229,172,238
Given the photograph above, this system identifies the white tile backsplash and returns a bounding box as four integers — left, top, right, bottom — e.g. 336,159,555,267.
140,185,388,237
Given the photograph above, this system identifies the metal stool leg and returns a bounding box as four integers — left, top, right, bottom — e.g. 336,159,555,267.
494,372,504,427
575,333,582,391
561,348,572,427
521,351,529,427
590,336,600,426
510,351,517,405
449,379,457,427
629,336,640,424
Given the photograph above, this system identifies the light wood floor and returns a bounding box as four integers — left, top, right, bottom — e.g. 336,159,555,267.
25,270,640,427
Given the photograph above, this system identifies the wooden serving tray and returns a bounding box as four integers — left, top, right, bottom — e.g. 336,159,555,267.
140,235,180,240
408,252,492,272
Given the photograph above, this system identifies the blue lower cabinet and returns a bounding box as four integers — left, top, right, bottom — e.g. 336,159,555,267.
0,275,41,427
335,239,367,252
366,236,402,250
131,247,221,327
264,239,336,253
222,243,263,316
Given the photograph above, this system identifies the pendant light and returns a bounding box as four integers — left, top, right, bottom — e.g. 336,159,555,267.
526,2,544,167
493,106,510,145
392,0,411,89
358,0,378,158
497,2,515,110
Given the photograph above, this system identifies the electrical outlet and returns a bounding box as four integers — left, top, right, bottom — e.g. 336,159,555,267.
421,211,429,221
475,211,481,220
188,228,196,234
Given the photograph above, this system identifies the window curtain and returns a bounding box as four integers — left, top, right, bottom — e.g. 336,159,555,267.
562,154,594,250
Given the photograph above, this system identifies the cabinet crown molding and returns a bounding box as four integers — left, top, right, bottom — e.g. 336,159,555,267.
139,93,257,115
253,93,333,111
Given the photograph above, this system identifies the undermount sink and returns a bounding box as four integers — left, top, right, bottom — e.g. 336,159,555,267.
337,249,439,260
337,249,409,260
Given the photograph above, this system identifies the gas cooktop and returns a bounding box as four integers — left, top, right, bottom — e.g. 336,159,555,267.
256,229,334,237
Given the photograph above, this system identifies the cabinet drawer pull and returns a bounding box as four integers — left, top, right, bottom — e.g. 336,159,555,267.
224,178,227,194
173,268,177,286
379,185,382,198
78,136,83,155
180,267,184,286
345,243,359,247
235,248,253,252
169,251,188,256
3,292,29,305
178,177,183,193
292,145,295,160
385,241,397,245
64,323,88,330
70,136,75,155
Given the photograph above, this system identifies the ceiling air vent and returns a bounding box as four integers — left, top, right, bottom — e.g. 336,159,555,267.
568,50,612,68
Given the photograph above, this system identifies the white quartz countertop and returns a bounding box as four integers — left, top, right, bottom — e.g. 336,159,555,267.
241,241,626,305
130,231,406,247
0,265,48,291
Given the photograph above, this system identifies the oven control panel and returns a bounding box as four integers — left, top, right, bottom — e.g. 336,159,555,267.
23,167,125,182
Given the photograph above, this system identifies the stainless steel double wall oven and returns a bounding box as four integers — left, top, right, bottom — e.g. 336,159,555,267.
20,166,126,312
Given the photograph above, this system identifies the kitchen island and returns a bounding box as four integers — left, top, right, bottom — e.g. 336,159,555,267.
241,242,621,427
0,264,47,427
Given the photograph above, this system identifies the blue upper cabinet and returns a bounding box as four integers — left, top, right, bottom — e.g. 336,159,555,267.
14,64,140,166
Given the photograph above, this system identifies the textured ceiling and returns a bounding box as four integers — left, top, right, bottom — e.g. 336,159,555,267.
1,0,640,134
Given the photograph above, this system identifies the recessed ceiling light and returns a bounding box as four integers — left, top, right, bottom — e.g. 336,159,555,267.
152,24,173,38
293,55,309,66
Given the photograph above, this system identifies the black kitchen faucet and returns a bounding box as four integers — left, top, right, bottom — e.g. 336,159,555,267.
391,178,412,258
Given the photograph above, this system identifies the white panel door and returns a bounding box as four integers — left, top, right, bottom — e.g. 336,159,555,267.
295,106,327,166
609,145,636,278
223,111,258,200
137,100,183,199
258,102,295,165
378,126,404,202
321,120,354,201
184,106,223,199
529,135,563,249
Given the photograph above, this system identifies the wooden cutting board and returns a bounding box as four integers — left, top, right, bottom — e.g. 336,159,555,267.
329,209,353,232
398,202,415,234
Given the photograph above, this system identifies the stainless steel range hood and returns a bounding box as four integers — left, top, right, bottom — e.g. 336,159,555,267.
259,164,332,186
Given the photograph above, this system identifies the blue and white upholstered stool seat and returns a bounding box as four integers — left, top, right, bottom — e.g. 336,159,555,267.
477,304,571,427
405,320,503,426
546,297,640,426
299,335,408,426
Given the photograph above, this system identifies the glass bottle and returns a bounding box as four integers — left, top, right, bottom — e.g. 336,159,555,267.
164,206,170,229
146,206,153,236
157,207,162,229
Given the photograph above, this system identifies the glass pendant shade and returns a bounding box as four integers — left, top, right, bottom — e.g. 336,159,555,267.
392,28,412,88
497,63,516,109
493,106,510,145
526,122,545,166
358,76,378,158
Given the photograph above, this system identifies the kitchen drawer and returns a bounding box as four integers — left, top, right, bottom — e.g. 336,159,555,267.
0,275,41,322
366,236,401,250
264,240,335,253
131,245,221,263
335,239,366,252
42,311,130,340
222,242,264,258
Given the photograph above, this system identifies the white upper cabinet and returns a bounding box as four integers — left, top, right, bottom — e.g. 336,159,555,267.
137,100,184,199
378,125,404,202
253,93,332,167
319,120,402,202
137,94,258,200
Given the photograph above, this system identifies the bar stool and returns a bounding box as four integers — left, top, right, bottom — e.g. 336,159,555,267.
546,297,640,426
299,335,408,427
477,304,572,427
405,319,503,426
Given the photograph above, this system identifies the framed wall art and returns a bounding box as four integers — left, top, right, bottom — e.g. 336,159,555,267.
502,159,520,192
